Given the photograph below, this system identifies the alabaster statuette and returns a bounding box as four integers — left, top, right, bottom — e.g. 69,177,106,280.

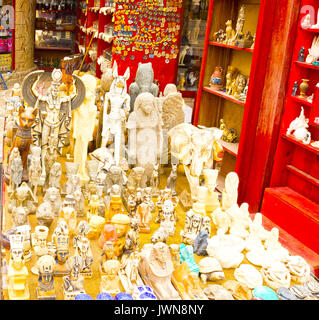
59,196,78,236
127,92,162,183
198,257,224,284
74,189,86,218
167,164,178,196
8,182,37,215
160,200,176,237
264,227,289,262
63,255,86,300
36,254,56,300
28,146,42,199
8,235,29,300
223,280,252,300
100,241,118,275
155,188,178,223
87,215,105,240
138,243,181,300
36,202,55,228
12,207,30,228
285,256,311,283
151,226,169,244
31,225,49,257
286,107,311,144
100,259,123,296
234,264,263,289
101,61,130,165
43,187,62,217
73,74,98,182
10,157,23,193
123,217,140,257
75,237,94,278
171,262,208,300
211,208,231,234
150,163,160,196
48,162,62,190
221,172,239,211
15,225,32,262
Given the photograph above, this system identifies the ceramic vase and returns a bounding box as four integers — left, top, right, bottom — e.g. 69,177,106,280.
210,66,223,91
299,79,309,98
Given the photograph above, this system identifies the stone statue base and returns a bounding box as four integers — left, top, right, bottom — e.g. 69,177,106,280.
53,264,68,276
63,289,85,300
36,288,56,300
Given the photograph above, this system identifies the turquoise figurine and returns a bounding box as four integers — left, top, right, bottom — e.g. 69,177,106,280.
180,243,199,275
253,286,279,300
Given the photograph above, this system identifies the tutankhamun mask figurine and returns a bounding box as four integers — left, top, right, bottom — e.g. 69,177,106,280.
53,233,70,276
22,68,85,186
8,235,29,300
222,172,239,211
73,74,98,183
49,162,62,190
36,254,56,300
63,255,86,300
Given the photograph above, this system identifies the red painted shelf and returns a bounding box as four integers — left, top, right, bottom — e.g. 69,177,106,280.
300,26,319,33
209,41,254,52
203,86,246,106
219,140,239,157
295,60,319,71
291,95,313,107
282,133,319,155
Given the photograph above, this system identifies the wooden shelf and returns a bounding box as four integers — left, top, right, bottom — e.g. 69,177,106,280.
209,41,254,52
36,9,75,13
295,60,319,71
291,95,313,107
282,134,319,155
219,140,239,157
36,28,75,32
35,47,72,51
203,86,245,106
300,26,319,33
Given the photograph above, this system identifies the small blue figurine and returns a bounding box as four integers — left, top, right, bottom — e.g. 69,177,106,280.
180,243,199,274
193,230,209,256
133,286,157,300
298,47,305,62
115,292,134,300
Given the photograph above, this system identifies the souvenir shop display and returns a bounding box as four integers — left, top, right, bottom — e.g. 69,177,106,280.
2,0,319,302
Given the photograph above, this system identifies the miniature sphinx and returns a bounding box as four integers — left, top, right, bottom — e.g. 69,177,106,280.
286,107,311,144
160,200,176,237
8,182,37,215
221,172,239,211
62,162,79,194
101,61,130,165
63,255,86,300
7,235,29,300
28,146,42,199
172,261,208,300
36,202,55,228
127,92,162,185
126,167,145,194
74,237,94,278
48,162,62,190
36,254,56,300
129,62,159,113
73,74,98,183
138,242,181,300
119,251,144,294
